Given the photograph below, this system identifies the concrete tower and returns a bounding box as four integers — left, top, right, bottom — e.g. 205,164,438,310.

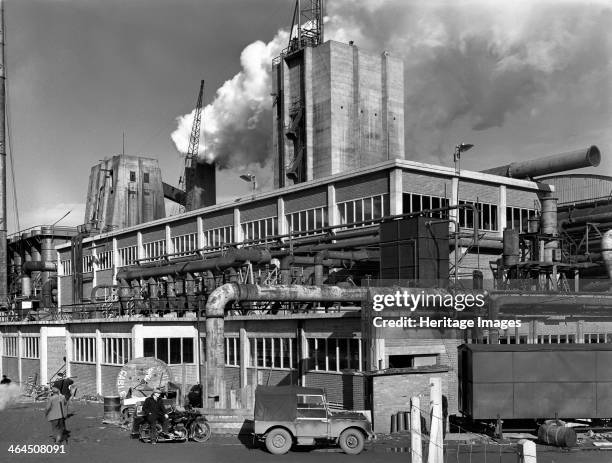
84,155,165,232
273,40,405,188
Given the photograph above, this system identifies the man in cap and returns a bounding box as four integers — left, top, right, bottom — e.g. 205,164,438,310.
45,387,67,443
142,388,169,444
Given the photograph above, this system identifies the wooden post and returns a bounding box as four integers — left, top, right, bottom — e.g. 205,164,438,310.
411,396,422,463
518,439,537,463
428,377,443,463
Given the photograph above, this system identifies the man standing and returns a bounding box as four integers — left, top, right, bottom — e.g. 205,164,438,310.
142,389,169,444
45,387,67,443
0,375,10,384
52,372,74,403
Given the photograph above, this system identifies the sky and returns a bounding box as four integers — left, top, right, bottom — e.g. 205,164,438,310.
4,0,611,234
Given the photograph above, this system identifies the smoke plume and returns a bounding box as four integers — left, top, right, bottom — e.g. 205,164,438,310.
171,30,288,168
172,0,611,169
0,383,22,411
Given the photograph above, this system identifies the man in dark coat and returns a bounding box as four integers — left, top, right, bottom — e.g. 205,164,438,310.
52,373,74,402
0,375,10,384
142,389,169,444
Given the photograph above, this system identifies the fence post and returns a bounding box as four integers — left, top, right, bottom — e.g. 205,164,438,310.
428,377,443,463
411,396,422,463
518,439,537,463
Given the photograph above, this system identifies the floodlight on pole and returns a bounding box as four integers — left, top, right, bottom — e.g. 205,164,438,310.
453,143,474,175
240,173,257,196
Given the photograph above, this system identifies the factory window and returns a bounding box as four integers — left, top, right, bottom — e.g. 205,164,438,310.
225,337,240,366
403,193,450,218
388,354,438,368
458,201,498,231
129,171,136,182
287,207,328,237
60,259,72,276
72,336,96,364
203,225,233,251
242,217,278,244
506,207,538,233
172,233,197,257
248,337,297,369
118,245,139,266
82,255,94,273
584,333,610,344
143,337,194,364
102,337,132,366
306,338,362,372
97,250,113,270
143,173,150,183
143,240,165,262
537,334,577,344
3,336,18,357
338,194,389,228
22,336,40,359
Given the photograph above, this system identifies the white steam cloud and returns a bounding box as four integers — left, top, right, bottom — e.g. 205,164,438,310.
0,383,22,411
171,30,288,168
172,0,611,169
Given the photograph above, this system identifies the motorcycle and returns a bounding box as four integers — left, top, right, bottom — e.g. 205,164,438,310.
138,405,211,444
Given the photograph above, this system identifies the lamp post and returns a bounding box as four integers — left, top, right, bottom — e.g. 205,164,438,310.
452,143,473,284
453,143,474,175
240,173,257,197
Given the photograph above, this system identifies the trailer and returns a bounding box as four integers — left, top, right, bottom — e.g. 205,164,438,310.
458,343,612,421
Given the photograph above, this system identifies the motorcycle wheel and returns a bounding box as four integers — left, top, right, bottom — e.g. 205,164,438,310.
190,420,212,443
139,423,162,443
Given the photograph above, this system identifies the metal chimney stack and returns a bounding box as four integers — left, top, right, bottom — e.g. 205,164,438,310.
0,0,7,306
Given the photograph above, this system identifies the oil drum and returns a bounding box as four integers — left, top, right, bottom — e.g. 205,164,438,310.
103,396,121,421
537,421,577,447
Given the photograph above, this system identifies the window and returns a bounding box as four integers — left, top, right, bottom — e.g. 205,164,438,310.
3,336,18,357
143,240,165,262
403,193,450,218
459,201,498,231
118,245,138,266
307,338,363,372
97,250,113,270
242,217,278,244
82,255,94,273
297,394,327,419
143,337,195,364
102,337,132,365
584,333,609,344
506,207,538,232
60,259,72,276
129,171,136,182
248,337,297,369
143,173,150,183
287,207,327,237
225,337,240,366
72,336,96,363
338,194,389,228
388,354,437,368
171,233,197,257
203,226,233,251
23,336,40,359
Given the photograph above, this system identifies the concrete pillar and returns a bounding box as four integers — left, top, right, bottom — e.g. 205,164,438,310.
389,168,403,215
197,216,204,251
165,225,173,256
56,251,62,308
450,177,459,232
17,330,22,384
233,208,242,244
40,327,48,385
498,185,506,237
112,237,118,284
277,198,287,236
300,328,307,386
411,396,422,463
428,377,443,463
240,328,248,388
0,331,3,378
65,328,71,378
91,240,98,288
95,329,102,395
137,231,144,262
132,324,144,357
327,185,338,227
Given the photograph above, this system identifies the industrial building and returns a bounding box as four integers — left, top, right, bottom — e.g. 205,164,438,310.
1,0,612,434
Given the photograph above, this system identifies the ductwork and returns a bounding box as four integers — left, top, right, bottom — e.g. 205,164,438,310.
482,146,601,178
22,261,56,274
602,230,612,285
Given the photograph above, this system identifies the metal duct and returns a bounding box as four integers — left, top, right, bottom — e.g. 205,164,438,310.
22,261,56,274
482,146,601,178
560,212,612,228
503,229,520,266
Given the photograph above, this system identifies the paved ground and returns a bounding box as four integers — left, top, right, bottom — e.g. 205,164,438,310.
1,400,611,462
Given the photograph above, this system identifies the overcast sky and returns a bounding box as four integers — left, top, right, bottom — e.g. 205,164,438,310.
5,0,611,233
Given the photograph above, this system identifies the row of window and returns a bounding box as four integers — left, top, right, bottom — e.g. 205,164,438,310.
60,259,72,276
307,338,363,372
82,255,94,273
102,337,132,365
172,233,198,256
242,217,278,244
249,337,297,369
73,337,96,363
143,240,165,262
287,206,328,237
506,206,538,233
97,250,113,271
339,194,388,228
143,337,194,364
3,336,18,357
403,193,450,219
23,337,40,359
203,226,233,251
480,333,610,344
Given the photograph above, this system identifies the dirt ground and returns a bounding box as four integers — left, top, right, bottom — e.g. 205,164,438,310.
1,400,611,463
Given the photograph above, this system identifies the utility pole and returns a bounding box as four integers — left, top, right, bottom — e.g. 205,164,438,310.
0,0,8,307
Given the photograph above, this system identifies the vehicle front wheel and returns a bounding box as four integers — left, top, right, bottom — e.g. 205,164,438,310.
338,428,365,455
190,420,211,442
265,428,292,455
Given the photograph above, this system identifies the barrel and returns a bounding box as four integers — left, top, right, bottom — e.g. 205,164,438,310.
397,411,405,431
103,396,121,422
537,422,577,447
390,413,397,433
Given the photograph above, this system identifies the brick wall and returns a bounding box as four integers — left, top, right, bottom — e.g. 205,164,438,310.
21,359,40,384
2,357,18,383
101,365,122,396
70,363,97,397
371,368,451,433
305,371,366,410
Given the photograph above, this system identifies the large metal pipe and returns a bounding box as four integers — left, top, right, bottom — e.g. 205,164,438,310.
561,212,612,228
22,261,56,274
602,230,612,285
482,146,601,178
